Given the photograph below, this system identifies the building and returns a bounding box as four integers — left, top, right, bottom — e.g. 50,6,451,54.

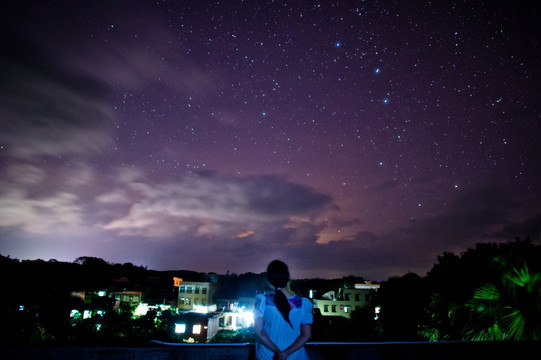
173,312,221,341
113,290,143,312
217,296,255,330
178,281,219,313
313,282,380,319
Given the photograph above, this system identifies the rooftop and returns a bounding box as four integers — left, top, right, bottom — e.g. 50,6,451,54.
2,341,538,360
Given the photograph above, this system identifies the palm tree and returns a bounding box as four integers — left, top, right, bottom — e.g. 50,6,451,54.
466,259,541,341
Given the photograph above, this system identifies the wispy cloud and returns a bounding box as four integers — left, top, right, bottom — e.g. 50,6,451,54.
101,173,333,239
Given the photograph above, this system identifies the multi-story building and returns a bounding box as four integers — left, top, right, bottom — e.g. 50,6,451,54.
113,290,143,312
178,280,219,313
313,282,380,319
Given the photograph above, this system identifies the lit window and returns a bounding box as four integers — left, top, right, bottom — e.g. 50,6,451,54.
193,324,201,334
175,323,186,333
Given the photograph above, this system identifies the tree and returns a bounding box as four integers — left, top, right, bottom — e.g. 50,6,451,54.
466,259,541,341
375,272,428,341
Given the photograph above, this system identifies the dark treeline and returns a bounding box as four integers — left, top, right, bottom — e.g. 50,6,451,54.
376,237,541,342
1,237,540,345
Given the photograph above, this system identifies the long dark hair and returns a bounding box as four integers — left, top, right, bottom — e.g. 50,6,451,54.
267,260,292,327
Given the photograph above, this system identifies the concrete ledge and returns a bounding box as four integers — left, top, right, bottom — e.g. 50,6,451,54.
1,341,539,360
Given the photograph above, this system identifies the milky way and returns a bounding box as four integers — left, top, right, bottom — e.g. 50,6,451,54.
0,1,539,280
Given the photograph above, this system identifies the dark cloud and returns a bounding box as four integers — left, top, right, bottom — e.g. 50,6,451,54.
489,214,541,241
101,172,333,238
242,175,333,215
0,39,113,159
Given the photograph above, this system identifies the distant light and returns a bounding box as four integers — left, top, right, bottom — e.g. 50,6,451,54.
98,291,106,297
135,303,150,316
193,324,202,334
375,68,380,74
242,311,254,327
175,323,186,334
335,42,341,48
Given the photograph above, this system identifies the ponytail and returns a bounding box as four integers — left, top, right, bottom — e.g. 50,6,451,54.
267,260,292,327
274,288,292,327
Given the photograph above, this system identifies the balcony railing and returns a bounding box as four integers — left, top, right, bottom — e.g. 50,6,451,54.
2,340,539,359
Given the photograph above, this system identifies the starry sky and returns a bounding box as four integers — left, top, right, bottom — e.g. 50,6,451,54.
1,0,540,281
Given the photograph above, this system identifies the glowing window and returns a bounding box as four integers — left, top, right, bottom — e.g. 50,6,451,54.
193,324,201,334
175,323,186,333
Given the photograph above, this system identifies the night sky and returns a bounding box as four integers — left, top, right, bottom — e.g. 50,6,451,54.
1,1,540,281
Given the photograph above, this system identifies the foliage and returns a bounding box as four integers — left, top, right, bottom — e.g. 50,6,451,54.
420,238,541,341
375,272,428,341
211,328,255,343
465,260,541,341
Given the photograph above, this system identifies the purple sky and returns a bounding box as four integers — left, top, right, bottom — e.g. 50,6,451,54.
0,1,539,281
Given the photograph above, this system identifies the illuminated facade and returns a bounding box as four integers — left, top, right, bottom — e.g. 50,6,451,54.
313,282,380,319
113,290,143,312
173,312,221,341
217,297,255,330
177,281,219,313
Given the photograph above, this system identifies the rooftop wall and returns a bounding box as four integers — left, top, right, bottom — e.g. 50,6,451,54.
2,341,539,360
